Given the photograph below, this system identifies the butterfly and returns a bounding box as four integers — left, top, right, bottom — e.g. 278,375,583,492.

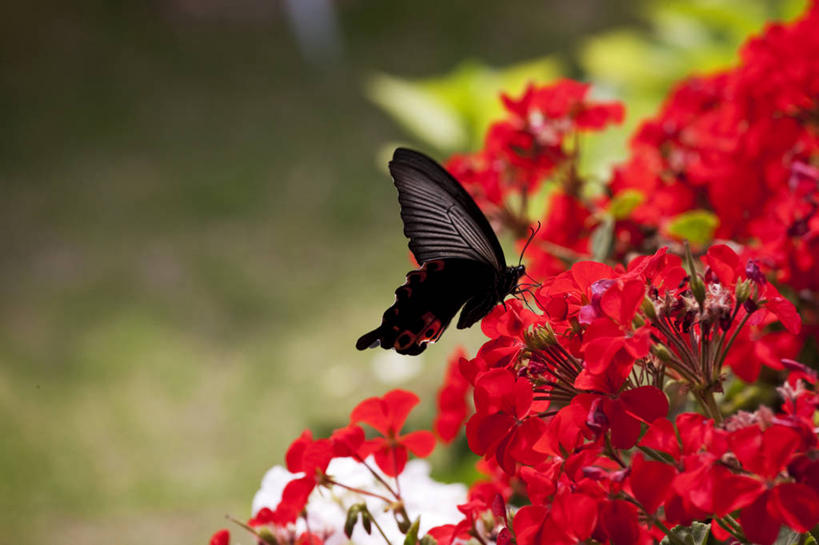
356,148,527,356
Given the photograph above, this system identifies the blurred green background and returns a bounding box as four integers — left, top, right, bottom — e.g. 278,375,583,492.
0,1,804,543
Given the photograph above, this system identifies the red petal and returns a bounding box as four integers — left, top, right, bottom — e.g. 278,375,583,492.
508,417,549,466
710,519,731,542
584,337,625,376
711,465,764,516
703,244,739,286
274,476,316,524
552,492,598,541
770,483,819,533
676,413,708,454
607,399,642,449
210,529,230,545
571,261,616,292
426,525,458,545
383,389,421,432
765,295,801,334
297,532,324,545
474,368,516,413
350,389,420,437
350,397,390,436
373,443,408,477
640,418,681,460
513,505,549,545
330,425,365,458
476,335,524,368
400,430,436,457
466,411,516,456
620,386,669,423
248,507,275,526
302,439,334,473
285,429,314,473
630,453,675,514
600,499,642,545
740,492,780,545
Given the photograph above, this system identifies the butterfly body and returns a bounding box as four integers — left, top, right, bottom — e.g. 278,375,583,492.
356,148,524,356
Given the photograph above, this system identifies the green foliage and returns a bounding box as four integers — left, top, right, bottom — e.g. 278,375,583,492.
609,189,645,220
365,57,563,153
403,517,421,545
660,521,710,545
774,526,817,545
667,210,719,246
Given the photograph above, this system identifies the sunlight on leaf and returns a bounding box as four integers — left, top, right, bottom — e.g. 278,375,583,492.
667,210,719,245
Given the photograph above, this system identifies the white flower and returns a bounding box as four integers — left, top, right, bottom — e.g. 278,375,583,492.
252,457,467,545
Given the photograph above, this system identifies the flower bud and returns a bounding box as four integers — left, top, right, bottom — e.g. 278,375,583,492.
735,278,752,304
683,242,706,307
745,259,766,285
651,344,674,362
690,274,706,307
525,324,557,350
641,296,657,321
420,536,437,545
258,528,279,545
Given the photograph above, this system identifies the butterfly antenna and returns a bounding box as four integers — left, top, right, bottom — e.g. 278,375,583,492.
514,287,541,314
517,286,544,310
518,220,542,266
523,271,542,288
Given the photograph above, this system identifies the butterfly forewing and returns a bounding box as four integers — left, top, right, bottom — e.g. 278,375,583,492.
390,148,505,270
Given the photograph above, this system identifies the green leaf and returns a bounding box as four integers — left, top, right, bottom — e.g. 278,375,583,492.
660,521,710,545
366,56,562,153
365,73,468,152
590,216,614,262
666,210,719,246
403,517,421,545
773,526,816,545
420,535,437,545
609,189,645,220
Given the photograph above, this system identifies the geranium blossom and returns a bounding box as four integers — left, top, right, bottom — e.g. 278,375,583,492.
211,5,819,545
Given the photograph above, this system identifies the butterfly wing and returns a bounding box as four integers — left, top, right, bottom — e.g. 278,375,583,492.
356,259,496,355
389,148,507,271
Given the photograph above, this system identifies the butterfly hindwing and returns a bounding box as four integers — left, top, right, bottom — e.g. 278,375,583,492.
356,259,497,355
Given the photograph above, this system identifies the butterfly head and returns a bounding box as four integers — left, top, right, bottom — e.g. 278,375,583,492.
501,264,526,297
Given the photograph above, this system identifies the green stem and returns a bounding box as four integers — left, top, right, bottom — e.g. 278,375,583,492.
696,390,723,424
369,512,394,545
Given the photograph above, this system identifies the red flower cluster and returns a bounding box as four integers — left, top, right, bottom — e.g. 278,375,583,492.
446,80,623,247
611,3,819,294
423,246,814,545
212,5,819,545
240,389,434,543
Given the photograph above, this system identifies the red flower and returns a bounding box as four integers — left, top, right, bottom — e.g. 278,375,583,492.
260,430,336,525
209,529,230,545
466,368,549,474
628,453,675,514
350,389,435,476
435,347,472,443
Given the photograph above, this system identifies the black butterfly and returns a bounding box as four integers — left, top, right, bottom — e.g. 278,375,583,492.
356,148,526,356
